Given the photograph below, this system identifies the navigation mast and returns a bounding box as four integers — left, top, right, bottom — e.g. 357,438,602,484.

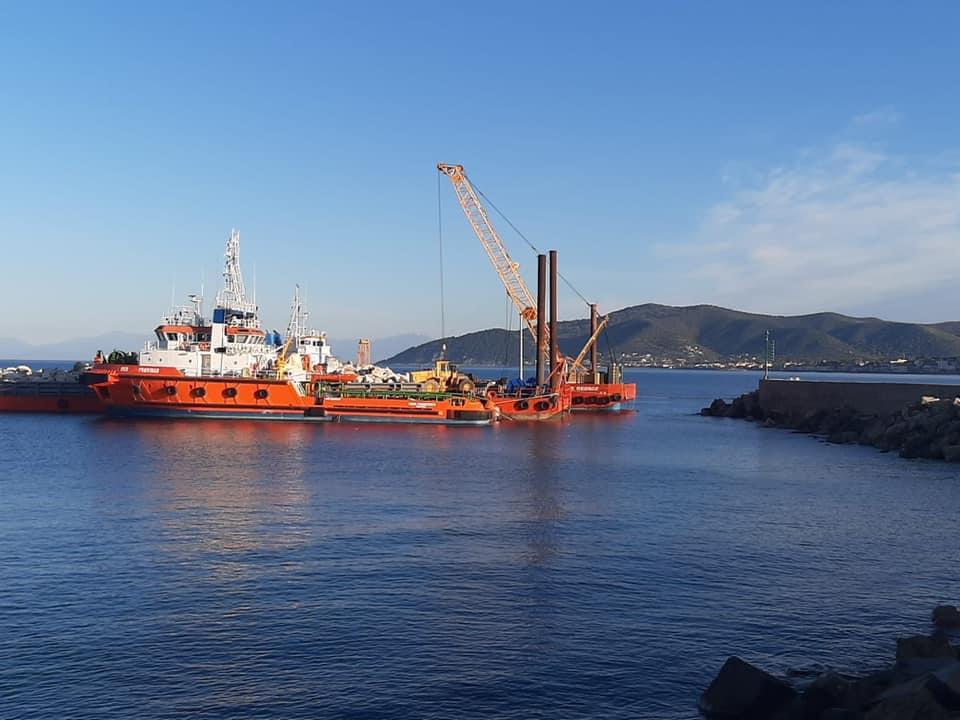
216,229,256,313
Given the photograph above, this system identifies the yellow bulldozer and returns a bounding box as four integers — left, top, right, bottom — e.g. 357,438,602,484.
409,358,476,394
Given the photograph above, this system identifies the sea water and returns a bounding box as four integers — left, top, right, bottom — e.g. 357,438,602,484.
2,369,959,719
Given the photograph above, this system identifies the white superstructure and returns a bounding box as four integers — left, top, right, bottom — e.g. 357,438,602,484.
139,230,278,377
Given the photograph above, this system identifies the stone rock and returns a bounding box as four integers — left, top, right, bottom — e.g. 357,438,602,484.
880,421,908,449
821,710,863,720
702,398,730,416
899,433,935,459
782,671,857,718
933,605,960,629
893,656,958,683
729,397,747,419
849,669,896,705
895,634,956,661
699,656,798,719
865,685,953,719
926,662,960,710
943,445,960,463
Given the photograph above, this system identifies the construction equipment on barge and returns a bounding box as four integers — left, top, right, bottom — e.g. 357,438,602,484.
437,163,636,412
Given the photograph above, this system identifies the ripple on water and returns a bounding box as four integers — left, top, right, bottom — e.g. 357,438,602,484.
1,370,959,719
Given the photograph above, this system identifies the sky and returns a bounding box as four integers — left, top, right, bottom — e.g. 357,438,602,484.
2,1,959,345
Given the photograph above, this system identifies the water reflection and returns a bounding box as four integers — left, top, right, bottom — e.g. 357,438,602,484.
96,419,315,580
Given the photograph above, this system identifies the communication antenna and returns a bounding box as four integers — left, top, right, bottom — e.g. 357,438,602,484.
764,330,775,379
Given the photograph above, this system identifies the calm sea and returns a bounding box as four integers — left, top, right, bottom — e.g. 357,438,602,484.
2,368,960,719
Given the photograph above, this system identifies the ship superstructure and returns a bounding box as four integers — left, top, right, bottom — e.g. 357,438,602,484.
139,230,277,377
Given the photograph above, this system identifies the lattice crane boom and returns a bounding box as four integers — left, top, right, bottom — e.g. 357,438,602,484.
437,163,545,344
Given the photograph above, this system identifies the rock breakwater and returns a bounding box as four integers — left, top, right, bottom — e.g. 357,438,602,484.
699,606,960,719
701,390,960,462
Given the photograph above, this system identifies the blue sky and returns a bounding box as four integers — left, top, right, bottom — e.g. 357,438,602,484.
2,2,959,346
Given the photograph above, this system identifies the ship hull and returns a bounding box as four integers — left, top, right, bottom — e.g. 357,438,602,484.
82,365,317,419
569,382,636,412
83,365,496,425
0,382,104,414
319,395,495,426
104,405,326,421
491,389,569,421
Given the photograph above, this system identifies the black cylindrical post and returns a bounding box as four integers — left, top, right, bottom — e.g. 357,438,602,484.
536,254,547,387
549,250,558,387
589,303,598,383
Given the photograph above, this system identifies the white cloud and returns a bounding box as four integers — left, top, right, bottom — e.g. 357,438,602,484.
682,140,960,319
850,107,902,128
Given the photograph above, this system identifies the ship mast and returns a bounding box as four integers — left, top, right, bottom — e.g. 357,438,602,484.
286,284,304,343
216,229,256,313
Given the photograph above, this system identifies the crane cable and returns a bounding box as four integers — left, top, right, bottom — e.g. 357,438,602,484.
437,171,446,347
472,182,593,308
472,178,622,367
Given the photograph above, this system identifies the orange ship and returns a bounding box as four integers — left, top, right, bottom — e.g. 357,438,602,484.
489,386,569,421
82,365,496,425
0,379,103,414
82,365,316,420
78,231,496,426
569,381,636,411
316,383,495,425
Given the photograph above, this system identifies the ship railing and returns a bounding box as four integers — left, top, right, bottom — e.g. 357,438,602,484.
315,381,467,402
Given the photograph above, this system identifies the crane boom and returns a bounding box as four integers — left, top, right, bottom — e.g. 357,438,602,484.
568,316,608,375
437,163,544,344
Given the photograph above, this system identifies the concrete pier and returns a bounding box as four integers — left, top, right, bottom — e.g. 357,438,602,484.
758,378,960,419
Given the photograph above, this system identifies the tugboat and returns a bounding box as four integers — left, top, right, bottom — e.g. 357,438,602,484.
83,230,496,426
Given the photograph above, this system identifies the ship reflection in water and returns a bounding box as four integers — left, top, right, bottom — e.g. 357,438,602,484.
115,420,315,582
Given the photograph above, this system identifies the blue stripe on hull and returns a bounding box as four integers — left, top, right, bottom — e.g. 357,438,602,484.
105,406,328,422
329,414,491,426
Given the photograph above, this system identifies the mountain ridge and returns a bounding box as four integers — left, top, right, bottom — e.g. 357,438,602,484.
381,303,960,366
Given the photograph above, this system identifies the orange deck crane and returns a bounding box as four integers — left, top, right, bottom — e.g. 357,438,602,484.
437,162,610,378
437,163,544,340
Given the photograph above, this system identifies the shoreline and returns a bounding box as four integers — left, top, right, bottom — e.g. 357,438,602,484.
700,606,960,719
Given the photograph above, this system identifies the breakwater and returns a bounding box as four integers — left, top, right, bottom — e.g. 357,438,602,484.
699,606,960,719
702,379,960,461
758,378,960,418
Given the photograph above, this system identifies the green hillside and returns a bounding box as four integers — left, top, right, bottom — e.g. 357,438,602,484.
383,304,960,365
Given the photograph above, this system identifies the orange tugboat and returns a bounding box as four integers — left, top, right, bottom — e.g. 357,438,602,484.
82,230,496,426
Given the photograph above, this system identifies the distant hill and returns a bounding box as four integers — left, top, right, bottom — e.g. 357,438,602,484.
0,332,147,362
382,304,960,365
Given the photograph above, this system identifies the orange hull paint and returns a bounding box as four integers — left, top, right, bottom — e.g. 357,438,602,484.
569,382,636,411
0,382,104,414
0,394,103,413
83,365,315,418
83,365,495,425
491,387,569,421
320,394,494,425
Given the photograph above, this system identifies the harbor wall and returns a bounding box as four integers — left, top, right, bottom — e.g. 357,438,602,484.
757,379,960,419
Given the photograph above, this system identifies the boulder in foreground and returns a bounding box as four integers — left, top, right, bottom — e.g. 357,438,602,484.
698,656,797,719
